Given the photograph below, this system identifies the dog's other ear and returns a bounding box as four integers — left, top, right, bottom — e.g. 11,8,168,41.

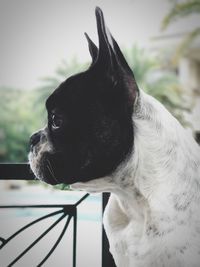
85,32,98,65
109,29,139,103
95,7,116,72
108,30,134,76
95,6,139,106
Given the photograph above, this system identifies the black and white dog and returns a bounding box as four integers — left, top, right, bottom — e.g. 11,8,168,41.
29,7,200,267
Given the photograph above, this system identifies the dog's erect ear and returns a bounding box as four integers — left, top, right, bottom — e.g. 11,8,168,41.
85,32,98,65
95,7,135,75
95,7,116,71
95,7,138,104
108,30,134,76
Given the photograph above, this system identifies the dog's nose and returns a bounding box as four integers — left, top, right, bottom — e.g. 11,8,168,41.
30,131,41,149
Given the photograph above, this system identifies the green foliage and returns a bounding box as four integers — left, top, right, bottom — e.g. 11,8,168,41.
162,0,200,30
124,45,189,122
36,58,89,104
172,27,200,64
53,183,71,191
162,0,200,64
124,45,158,84
0,87,44,162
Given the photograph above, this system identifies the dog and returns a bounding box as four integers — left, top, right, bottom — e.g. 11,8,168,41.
29,7,200,267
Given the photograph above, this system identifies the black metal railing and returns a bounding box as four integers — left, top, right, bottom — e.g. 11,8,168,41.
0,163,116,267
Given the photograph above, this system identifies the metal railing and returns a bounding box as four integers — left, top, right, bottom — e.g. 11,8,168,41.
0,163,116,267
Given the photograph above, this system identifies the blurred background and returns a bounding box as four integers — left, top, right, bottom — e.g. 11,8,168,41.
0,1,200,266
0,0,200,163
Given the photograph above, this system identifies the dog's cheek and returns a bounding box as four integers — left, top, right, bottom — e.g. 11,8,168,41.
29,137,53,180
29,151,44,180
94,119,124,159
74,124,120,179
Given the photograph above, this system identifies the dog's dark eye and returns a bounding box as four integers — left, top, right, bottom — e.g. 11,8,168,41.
51,114,63,130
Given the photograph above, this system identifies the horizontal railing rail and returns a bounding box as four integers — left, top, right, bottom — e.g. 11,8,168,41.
0,163,35,180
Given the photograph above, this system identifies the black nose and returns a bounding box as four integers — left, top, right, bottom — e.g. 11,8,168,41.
30,131,41,149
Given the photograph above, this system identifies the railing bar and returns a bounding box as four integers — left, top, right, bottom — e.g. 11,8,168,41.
0,163,34,180
0,205,74,209
102,193,116,267
0,209,64,249
8,213,67,267
74,193,90,207
37,214,73,267
72,208,77,267
0,237,5,246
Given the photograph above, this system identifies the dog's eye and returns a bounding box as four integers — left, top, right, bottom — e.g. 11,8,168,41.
51,114,63,130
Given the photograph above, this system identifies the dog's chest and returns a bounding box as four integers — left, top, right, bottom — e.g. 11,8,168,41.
103,194,151,266
103,194,200,267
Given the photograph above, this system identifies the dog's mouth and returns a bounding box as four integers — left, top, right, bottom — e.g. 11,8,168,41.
28,130,64,185
29,151,60,185
44,159,61,185
47,168,65,185
32,163,61,186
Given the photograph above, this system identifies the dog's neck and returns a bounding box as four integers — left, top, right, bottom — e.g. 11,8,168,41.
71,90,200,220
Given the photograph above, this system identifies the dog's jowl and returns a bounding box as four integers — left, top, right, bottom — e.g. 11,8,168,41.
29,7,200,267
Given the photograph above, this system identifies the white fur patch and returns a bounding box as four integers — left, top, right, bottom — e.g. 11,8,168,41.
29,127,53,181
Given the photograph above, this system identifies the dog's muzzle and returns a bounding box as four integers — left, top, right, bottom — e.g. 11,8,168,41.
29,131,42,151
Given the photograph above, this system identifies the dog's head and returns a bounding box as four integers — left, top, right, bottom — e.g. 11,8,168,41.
29,7,139,186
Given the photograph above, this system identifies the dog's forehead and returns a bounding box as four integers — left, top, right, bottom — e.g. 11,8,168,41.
46,70,100,112
45,62,118,117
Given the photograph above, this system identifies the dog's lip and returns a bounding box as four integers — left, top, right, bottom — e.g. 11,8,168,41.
45,173,61,185
32,173,59,186
42,175,60,185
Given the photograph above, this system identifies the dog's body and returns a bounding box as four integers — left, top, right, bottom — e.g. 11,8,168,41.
72,90,200,267
29,7,200,267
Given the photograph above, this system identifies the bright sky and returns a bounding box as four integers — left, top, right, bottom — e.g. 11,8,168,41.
0,0,199,90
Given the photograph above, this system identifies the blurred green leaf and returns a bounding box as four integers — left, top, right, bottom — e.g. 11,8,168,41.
162,0,200,30
162,0,200,64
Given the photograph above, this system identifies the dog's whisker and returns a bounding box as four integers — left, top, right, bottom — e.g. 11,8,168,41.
46,159,60,183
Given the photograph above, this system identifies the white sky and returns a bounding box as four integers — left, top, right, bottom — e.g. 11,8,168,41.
0,0,199,90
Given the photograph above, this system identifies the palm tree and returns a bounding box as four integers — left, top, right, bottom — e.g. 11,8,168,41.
162,0,200,64
36,58,89,103
0,87,42,162
124,45,189,123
